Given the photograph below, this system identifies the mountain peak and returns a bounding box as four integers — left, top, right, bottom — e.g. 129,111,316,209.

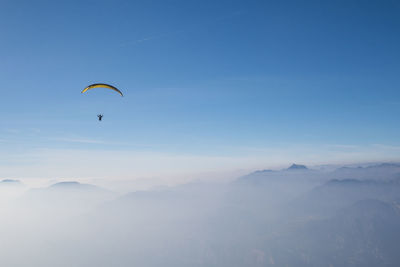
0,179,24,187
1,179,21,184
287,164,308,170
50,181,81,188
49,181,100,191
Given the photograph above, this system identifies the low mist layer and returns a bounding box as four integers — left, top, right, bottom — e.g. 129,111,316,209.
1,163,400,267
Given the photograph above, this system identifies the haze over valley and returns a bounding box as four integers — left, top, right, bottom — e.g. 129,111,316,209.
1,163,400,266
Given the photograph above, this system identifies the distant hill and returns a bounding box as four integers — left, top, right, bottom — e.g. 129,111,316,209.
236,162,400,187
17,181,117,217
330,163,400,181
251,169,274,175
235,163,321,187
247,163,309,176
49,181,103,192
1,179,21,183
286,177,400,219
0,179,23,186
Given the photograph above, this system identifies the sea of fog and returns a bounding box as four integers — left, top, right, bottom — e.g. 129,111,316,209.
1,163,400,267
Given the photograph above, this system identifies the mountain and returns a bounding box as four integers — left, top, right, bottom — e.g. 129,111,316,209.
100,182,226,224
1,179,21,183
233,164,325,207
329,163,400,181
286,163,308,170
251,169,274,175
16,181,117,219
49,181,103,192
244,163,309,176
237,163,317,183
285,177,400,220
0,179,23,187
236,162,400,186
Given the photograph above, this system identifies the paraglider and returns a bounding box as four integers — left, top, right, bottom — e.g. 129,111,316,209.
81,83,123,121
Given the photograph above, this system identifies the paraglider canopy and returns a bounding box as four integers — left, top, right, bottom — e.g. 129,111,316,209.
81,83,123,97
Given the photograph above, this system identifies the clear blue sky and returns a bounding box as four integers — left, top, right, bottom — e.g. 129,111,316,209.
1,0,400,184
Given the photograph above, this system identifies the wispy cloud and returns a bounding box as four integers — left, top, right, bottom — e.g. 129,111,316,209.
53,137,107,144
4,128,20,134
120,31,184,47
52,136,167,148
371,144,400,151
3,128,41,135
325,144,360,149
120,11,244,47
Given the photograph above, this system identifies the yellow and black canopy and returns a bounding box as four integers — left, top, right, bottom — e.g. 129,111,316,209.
82,83,123,96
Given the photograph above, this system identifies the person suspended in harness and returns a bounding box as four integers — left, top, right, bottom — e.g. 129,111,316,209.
97,114,103,121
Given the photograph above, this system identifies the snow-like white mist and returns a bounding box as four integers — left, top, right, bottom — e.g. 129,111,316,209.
1,163,400,267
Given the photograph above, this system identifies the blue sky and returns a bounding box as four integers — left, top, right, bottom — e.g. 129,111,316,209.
1,0,400,186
